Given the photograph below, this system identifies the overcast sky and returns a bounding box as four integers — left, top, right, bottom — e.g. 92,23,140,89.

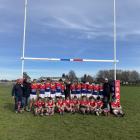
0,0,140,79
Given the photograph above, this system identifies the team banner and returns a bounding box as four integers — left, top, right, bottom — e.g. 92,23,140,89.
115,80,121,103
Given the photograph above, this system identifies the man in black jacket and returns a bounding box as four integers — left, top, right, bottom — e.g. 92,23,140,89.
12,79,23,113
23,79,31,111
103,78,111,110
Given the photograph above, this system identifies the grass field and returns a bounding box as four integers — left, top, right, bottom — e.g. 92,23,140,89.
0,85,140,140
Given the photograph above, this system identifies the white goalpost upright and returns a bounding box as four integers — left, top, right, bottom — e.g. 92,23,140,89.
21,0,118,79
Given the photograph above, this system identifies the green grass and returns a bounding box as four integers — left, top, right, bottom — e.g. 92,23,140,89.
0,85,140,140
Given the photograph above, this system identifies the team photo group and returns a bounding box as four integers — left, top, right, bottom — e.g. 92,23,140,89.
12,78,124,117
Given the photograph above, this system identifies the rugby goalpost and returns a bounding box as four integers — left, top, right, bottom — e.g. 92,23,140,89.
21,0,118,80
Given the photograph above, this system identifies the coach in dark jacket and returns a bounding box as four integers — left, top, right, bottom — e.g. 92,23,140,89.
22,79,31,110
103,78,111,109
12,79,23,112
64,79,71,98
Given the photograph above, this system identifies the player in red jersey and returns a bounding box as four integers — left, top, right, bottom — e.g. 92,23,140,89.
80,96,90,114
70,82,76,99
95,96,103,116
89,97,97,114
64,97,72,112
111,98,124,117
50,81,56,99
86,82,93,98
29,79,38,111
39,80,46,99
43,97,55,116
61,81,65,98
92,83,100,99
55,81,62,97
81,82,87,97
56,97,65,115
45,79,51,98
75,82,82,98
71,96,80,113
34,97,44,116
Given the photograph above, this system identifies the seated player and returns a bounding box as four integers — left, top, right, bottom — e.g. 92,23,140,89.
39,80,46,99
79,96,90,115
45,79,51,98
71,96,80,114
95,96,103,116
34,97,44,116
64,97,72,112
56,97,65,115
89,97,97,114
111,98,124,117
46,97,55,116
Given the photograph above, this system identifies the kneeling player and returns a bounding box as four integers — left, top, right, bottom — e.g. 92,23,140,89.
46,97,55,116
56,97,65,115
71,96,80,113
111,99,124,117
34,97,44,116
64,97,72,112
89,97,97,114
80,96,90,115
95,96,103,116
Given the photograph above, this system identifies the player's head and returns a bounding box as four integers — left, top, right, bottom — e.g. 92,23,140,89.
105,78,108,83
33,79,36,83
38,97,42,101
90,97,95,102
82,96,87,101
73,96,78,100
96,96,101,101
66,96,70,100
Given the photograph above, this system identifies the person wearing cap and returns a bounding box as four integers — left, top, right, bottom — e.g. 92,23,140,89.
103,78,111,110
23,78,31,111
12,79,23,113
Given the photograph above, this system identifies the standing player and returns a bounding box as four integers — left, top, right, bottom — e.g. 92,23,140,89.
92,83,99,99
95,96,103,116
86,82,93,98
61,82,65,98
75,82,81,98
29,79,38,111
81,82,87,97
79,96,90,115
50,81,56,99
56,97,65,115
55,81,62,97
70,82,76,99
89,97,97,114
34,97,44,116
45,79,51,98
39,80,46,99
